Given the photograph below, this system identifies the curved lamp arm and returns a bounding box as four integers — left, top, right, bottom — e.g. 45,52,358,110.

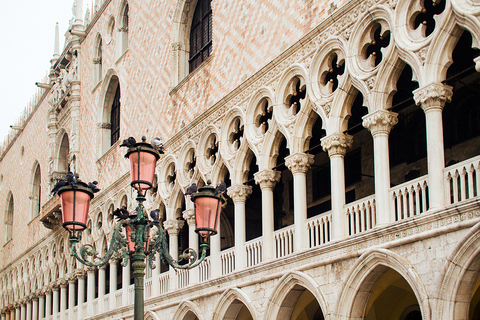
70,221,130,268
147,222,209,270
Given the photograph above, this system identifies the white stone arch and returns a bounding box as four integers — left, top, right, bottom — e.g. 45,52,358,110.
259,123,288,170
4,190,14,243
437,221,480,320
96,68,121,156
264,270,329,320
425,19,480,84
115,189,129,209
29,160,42,220
231,145,256,185
144,310,161,320
212,287,258,320
116,0,129,58
245,86,276,157
310,36,348,103
158,154,177,201
167,186,186,220
93,32,103,85
219,106,246,172
196,124,221,181
176,140,198,188
170,0,201,86
55,130,70,173
336,248,431,320
173,300,204,320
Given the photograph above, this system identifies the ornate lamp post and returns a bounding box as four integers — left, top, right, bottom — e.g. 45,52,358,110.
53,137,224,320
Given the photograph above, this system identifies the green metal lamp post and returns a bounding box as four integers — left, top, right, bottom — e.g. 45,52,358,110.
55,137,224,320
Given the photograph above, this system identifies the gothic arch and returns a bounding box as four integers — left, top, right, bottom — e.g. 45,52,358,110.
264,271,328,320
212,287,258,320
437,221,480,320
144,310,161,320
29,160,42,220
56,131,70,173
93,33,103,85
336,248,431,320
117,0,129,58
173,300,203,320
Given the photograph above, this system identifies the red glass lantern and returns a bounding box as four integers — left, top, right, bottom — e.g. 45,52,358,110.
190,183,224,237
126,225,150,251
124,139,160,190
58,185,94,238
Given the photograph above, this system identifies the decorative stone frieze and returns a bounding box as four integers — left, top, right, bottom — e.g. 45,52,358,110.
163,219,185,236
285,153,315,174
227,185,253,202
321,133,353,157
254,170,281,190
182,209,195,226
413,82,453,112
362,110,398,136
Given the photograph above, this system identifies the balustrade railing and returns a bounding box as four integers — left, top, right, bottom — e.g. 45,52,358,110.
307,212,332,247
245,238,263,267
177,269,190,288
274,226,295,258
128,284,134,304
159,272,169,295
144,277,152,299
445,155,480,205
115,290,122,308
390,176,429,221
345,196,376,235
220,248,235,275
199,258,211,282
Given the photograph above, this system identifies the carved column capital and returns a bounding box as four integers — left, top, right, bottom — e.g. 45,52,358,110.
86,266,97,273
362,110,398,136
254,169,281,190
285,153,315,174
75,268,86,278
182,209,195,226
163,219,185,236
49,283,59,291
56,278,68,288
413,82,453,112
321,133,353,157
42,285,52,294
227,185,253,202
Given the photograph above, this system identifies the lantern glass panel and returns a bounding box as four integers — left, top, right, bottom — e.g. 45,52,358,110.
126,225,149,251
60,190,91,231
194,196,221,236
129,151,157,190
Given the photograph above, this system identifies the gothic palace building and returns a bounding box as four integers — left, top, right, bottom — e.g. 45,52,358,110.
1,0,480,319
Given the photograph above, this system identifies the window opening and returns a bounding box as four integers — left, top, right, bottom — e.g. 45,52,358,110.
110,85,121,145
189,0,212,72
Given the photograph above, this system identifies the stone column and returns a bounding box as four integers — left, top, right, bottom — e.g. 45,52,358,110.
19,303,25,320
86,267,96,317
321,133,353,240
76,269,86,320
285,153,315,251
45,287,52,319
109,260,117,310
183,208,198,284
14,304,20,320
254,169,281,261
164,219,184,289
227,185,252,271
31,295,38,320
98,266,106,312
52,284,59,318
363,110,398,225
26,299,32,320
413,83,453,210
67,275,76,318
58,278,67,316
38,291,45,320
122,260,130,306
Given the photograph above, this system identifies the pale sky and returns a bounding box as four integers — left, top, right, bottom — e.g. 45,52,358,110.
0,0,85,143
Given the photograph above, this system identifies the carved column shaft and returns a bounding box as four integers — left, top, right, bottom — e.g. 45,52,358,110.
363,110,398,225
413,82,453,209
109,260,118,310
254,169,281,261
321,133,353,240
227,185,253,270
182,208,198,283
164,218,185,288
285,153,315,251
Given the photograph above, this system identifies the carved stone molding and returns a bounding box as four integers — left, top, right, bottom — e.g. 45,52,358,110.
227,185,253,202
56,278,68,288
75,268,86,278
413,82,453,112
285,153,315,174
86,266,97,273
163,219,185,236
321,133,353,157
254,170,281,190
182,209,195,226
362,110,398,136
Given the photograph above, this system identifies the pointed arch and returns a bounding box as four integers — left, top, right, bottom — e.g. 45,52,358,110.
93,33,103,85
97,69,121,156
173,300,203,320
30,161,42,220
4,191,14,243
337,248,431,320
117,0,129,58
212,288,258,320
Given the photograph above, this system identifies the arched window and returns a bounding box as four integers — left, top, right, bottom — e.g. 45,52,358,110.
189,0,212,73
5,192,14,243
110,84,121,145
57,134,70,174
118,2,129,57
93,34,103,85
31,163,41,219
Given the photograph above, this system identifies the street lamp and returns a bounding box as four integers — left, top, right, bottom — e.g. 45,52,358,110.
53,136,225,320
